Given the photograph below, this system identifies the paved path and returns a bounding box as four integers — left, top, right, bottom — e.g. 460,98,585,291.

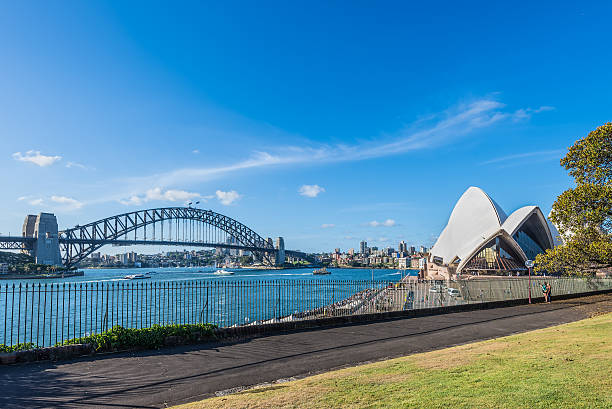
1,294,610,409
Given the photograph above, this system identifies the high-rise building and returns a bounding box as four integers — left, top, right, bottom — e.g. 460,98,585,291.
420,245,428,253
399,241,407,253
348,248,355,256
409,246,416,255
359,241,368,255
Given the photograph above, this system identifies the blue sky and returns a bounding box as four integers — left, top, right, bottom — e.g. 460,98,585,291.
1,1,611,253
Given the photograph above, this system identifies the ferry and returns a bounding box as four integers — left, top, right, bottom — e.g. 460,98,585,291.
124,274,151,280
214,269,235,276
312,267,330,275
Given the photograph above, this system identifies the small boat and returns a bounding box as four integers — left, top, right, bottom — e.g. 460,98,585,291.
214,270,235,276
124,274,151,280
313,267,330,275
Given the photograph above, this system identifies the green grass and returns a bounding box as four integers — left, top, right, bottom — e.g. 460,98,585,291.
174,312,612,409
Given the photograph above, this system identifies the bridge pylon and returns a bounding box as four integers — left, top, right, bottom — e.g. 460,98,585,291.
22,213,62,266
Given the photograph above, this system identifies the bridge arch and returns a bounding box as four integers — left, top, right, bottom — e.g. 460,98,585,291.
59,207,275,267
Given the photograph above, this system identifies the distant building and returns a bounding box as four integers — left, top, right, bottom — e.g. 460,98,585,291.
420,246,428,254
348,248,355,256
359,241,368,255
398,241,407,253
127,252,137,263
409,246,416,255
398,258,409,269
0,263,8,274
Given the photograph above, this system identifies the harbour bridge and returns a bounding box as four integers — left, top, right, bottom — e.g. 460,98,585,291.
0,207,319,267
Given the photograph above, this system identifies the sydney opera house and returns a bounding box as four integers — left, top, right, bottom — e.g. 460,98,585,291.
428,187,559,278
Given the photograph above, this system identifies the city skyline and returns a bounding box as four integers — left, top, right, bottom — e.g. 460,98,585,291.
2,2,612,252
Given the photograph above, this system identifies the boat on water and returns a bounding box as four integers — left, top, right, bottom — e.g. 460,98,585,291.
313,267,330,275
214,269,235,275
124,274,151,280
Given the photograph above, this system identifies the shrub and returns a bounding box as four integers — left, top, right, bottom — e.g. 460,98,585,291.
0,343,37,353
56,323,217,352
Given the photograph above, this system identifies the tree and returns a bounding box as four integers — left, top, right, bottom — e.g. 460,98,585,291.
536,123,612,275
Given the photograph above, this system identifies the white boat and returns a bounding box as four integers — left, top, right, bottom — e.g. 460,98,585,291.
313,267,330,275
214,269,234,276
124,274,150,280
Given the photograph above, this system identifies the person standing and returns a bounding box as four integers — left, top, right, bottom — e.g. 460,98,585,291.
542,282,548,302
546,282,552,303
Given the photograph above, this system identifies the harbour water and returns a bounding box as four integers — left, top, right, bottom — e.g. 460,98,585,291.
0,266,418,287
0,267,418,347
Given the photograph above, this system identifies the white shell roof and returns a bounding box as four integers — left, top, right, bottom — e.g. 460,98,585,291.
502,206,538,236
430,187,555,268
431,187,506,265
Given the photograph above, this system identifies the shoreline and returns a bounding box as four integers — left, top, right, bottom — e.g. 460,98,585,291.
0,271,84,280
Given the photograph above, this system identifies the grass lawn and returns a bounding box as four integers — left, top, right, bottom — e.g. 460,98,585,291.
173,312,612,409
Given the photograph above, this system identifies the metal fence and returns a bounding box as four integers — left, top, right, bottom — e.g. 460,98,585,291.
1,277,611,348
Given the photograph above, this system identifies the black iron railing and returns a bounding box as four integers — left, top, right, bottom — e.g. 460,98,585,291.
1,277,610,348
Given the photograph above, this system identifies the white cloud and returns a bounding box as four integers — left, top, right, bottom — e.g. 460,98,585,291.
51,195,83,209
511,105,555,122
66,161,89,170
89,97,553,206
12,150,62,167
368,219,396,227
119,195,144,206
534,105,555,113
321,224,335,228
192,149,200,154
481,149,565,166
299,184,325,198
118,98,520,192
29,198,44,206
120,188,202,205
215,190,241,205
145,188,200,202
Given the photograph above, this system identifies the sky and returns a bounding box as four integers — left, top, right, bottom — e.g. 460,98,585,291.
1,1,611,253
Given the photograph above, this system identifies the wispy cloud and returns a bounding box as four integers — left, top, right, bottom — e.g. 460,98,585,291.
299,184,325,198
50,195,83,210
117,98,524,194
12,150,62,167
368,219,396,227
63,97,552,209
66,161,93,170
480,149,565,166
511,105,555,122
321,223,335,228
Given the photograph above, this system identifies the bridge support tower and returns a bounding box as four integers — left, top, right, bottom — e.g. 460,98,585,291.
275,237,285,266
22,213,62,266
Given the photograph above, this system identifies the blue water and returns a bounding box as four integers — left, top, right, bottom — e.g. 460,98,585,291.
0,267,418,347
1,266,419,286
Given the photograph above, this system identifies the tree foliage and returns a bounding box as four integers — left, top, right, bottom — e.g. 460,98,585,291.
536,123,612,275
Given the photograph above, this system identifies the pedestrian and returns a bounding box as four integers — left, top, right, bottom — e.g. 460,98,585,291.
546,282,552,303
541,282,548,302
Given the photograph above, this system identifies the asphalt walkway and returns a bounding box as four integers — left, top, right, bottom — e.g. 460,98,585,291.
1,294,610,409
